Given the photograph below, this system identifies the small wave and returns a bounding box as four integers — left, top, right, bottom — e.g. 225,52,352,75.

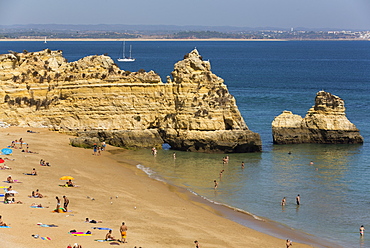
186,188,264,221
136,164,165,182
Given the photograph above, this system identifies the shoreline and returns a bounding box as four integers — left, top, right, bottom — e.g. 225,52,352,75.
113,152,340,248
0,38,368,42
0,127,318,248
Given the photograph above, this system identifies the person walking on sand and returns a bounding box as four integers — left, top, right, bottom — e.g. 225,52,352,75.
194,240,200,248
120,222,128,243
360,225,365,236
296,194,300,205
63,195,69,211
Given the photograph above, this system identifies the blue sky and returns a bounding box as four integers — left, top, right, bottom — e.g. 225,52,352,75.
0,0,369,29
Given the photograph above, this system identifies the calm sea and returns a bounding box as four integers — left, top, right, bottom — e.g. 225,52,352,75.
1,40,370,247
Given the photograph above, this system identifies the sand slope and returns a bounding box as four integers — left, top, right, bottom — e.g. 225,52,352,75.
0,127,314,248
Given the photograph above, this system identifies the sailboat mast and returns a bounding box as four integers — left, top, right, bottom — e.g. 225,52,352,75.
123,41,126,58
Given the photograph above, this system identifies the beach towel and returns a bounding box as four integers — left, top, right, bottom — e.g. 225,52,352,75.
94,239,109,242
0,194,4,197
40,237,52,240
30,205,43,208
23,173,37,176
110,242,120,245
92,227,112,230
37,223,58,227
52,207,66,213
0,226,11,228
31,234,50,240
71,233,92,236
70,231,92,236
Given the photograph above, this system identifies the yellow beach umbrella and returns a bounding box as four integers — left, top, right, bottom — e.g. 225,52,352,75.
59,176,74,180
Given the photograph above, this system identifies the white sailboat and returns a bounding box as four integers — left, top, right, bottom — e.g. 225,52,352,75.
117,41,135,62
44,37,47,43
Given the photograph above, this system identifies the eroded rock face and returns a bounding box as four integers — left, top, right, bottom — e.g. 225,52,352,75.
0,49,261,153
272,91,363,144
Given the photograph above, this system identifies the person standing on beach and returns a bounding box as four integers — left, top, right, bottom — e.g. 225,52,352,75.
219,170,224,179
281,197,286,206
120,222,128,243
93,143,97,155
241,161,245,169
194,240,200,248
214,180,218,189
360,225,365,236
55,196,61,212
296,194,300,205
63,195,69,211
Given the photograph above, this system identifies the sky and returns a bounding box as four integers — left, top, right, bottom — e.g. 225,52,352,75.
0,0,369,30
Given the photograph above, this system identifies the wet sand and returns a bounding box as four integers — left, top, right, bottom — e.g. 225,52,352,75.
0,127,318,248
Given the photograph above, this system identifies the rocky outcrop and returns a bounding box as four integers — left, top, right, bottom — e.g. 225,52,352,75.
0,48,261,153
272,91,363,144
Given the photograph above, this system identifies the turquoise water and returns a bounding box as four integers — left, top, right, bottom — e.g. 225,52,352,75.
1,41,369,247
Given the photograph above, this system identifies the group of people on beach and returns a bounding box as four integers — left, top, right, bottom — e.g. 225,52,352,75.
101,222,128,243
10,138,26,149
55,196,69,212
92,142,106,156
0,157,12,170
3,176,22,204
39,159,51,166
281,194,301,206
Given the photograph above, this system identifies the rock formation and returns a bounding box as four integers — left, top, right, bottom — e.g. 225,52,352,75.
272,91,363,144
0,48,261,153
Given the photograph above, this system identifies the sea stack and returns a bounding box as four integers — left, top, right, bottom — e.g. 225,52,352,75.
0,48,261,153
272,91,363,144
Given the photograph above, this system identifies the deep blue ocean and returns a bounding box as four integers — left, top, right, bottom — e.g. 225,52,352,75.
1,40,370,247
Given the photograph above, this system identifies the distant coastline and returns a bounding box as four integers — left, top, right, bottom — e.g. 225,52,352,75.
0,38,368,42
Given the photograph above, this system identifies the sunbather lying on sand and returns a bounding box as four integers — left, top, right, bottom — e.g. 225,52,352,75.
0,164,11,170
8,198,23,204
39,159,50,166
85,218,102,223
6,175,13,183
0,215,7,226
31,203,43,208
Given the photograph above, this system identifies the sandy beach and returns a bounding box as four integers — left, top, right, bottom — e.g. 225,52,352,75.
0,127,316,248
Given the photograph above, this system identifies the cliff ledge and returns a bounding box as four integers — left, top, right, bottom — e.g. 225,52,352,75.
0,48,261,153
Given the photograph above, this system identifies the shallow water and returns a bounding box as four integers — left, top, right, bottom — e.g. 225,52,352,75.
1,40,370,247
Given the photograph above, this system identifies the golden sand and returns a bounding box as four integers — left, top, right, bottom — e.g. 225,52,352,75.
0,127,314,248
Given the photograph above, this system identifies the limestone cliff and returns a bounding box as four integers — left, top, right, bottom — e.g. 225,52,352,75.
0,48,261,153
272,91,363,144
